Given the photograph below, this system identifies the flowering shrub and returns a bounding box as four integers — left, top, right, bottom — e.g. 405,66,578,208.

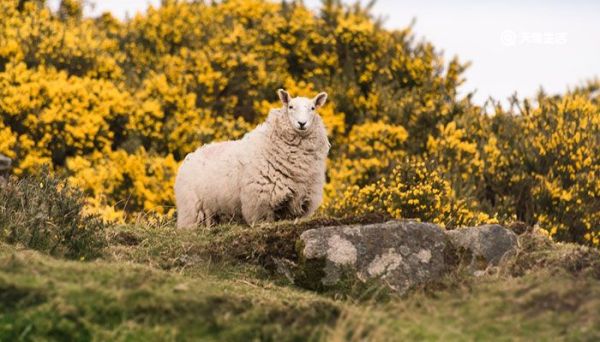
0,62,132,174
327,158,492,228
0,0,597,245
485,94,600,245
66,149,178,222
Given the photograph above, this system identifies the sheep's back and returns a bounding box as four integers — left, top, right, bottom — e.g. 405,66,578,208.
175,140,246,217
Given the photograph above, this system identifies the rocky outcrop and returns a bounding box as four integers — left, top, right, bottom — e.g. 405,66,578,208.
0,154,10,171
296,220,450,293
0,154,11,185
447,224,518,270
295,220,518,294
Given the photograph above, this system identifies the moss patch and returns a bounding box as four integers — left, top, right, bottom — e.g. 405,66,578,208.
0,243,342,341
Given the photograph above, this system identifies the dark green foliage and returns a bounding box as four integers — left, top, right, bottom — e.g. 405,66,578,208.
0,168,106,260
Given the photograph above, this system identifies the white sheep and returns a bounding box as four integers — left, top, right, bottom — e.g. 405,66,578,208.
174,89,330,228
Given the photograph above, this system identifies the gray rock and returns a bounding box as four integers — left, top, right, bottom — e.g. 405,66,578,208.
446,224,518,269
0,154,10,171
0,154,11,185
297,220,450,294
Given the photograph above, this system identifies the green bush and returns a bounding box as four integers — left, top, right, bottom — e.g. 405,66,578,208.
0,168,106,259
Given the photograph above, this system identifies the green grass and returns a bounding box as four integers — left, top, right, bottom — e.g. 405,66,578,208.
1,219,599,341
0,242,340,341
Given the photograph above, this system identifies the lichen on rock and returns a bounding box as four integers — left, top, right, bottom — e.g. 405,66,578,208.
447,224,518,270
297,220,449,294
296,220,520,294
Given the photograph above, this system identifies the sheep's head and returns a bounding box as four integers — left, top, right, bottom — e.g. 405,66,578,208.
277,89,327,134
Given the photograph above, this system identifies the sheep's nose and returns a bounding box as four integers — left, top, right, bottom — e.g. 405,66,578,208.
298,121,306,129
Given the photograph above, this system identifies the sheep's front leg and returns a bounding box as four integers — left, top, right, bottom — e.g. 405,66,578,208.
301,177,325,218
241,184,274,225
241,198,274,224
285,195,311,219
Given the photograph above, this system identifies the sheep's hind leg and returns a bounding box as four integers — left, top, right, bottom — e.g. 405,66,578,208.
196,209,215,228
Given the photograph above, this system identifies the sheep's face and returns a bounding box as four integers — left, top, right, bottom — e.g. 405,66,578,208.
277,89,327,134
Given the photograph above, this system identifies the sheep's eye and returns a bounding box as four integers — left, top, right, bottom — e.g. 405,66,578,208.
311,106,315,110
289,105,293,109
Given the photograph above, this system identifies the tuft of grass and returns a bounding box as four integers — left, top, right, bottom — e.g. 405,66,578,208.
104,214,389,273
0,169,106,260
503,231,600,279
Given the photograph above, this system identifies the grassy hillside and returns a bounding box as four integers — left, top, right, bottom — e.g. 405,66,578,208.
2,221,599,341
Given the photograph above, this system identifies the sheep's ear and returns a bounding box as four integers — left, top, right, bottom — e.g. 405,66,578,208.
314,92,328,108
277,89,291,105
